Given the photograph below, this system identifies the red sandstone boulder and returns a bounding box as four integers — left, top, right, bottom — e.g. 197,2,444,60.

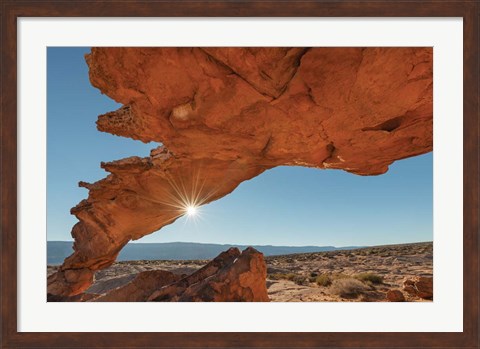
386,289,406,302
403,276,433,300
148,247,270,302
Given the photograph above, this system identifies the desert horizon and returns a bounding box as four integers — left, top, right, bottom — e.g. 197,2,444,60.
48,241,433,302
47,239,431,263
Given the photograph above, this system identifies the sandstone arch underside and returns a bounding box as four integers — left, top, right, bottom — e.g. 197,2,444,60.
47,47,433,297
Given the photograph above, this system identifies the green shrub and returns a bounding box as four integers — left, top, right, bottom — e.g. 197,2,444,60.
355,273,383,284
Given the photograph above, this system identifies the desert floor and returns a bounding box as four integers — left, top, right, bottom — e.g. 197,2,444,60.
47,241,432,302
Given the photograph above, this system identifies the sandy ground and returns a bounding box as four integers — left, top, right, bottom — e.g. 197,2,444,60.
47,242,432,302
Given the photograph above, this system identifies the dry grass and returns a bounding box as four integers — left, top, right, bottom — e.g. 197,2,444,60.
329,278,370,298
354,273,383,285
269,273,308,286
315,274,332,287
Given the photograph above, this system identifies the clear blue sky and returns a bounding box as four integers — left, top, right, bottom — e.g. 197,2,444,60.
47,47,433,247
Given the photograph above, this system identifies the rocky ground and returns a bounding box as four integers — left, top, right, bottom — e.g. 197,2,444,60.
47,242,432,302
265,241,432,302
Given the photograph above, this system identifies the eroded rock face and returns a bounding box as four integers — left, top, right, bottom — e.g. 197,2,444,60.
48,47,432,297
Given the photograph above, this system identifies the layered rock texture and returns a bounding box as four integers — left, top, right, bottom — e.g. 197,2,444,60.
47,47,432,297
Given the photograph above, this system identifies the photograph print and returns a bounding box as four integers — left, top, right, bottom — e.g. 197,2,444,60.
47,47,433,302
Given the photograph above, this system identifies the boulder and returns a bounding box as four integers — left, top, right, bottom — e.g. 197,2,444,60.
148,247,270,302
386,289,406,302
403,276,433,300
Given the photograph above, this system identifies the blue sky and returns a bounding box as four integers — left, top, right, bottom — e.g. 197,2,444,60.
47,47,433,247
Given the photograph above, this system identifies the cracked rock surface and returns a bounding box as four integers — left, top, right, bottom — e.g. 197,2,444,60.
48,47,432,297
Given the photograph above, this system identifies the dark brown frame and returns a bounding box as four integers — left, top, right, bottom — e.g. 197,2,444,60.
1,1,478,348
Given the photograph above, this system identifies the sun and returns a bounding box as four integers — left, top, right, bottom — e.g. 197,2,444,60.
186,205,198,217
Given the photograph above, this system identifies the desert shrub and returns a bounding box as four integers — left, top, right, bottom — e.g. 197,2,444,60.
269,273,296,281
315,274,332,287
269,273,309,286
330,272,349,280
310,272,318,278
330,278,370,298
292,275,309,286
355,273,384,285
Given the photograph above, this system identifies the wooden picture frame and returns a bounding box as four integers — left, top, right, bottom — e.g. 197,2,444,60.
1,1,478,348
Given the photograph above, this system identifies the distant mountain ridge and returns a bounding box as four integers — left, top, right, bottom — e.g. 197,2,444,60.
47,241,365,265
